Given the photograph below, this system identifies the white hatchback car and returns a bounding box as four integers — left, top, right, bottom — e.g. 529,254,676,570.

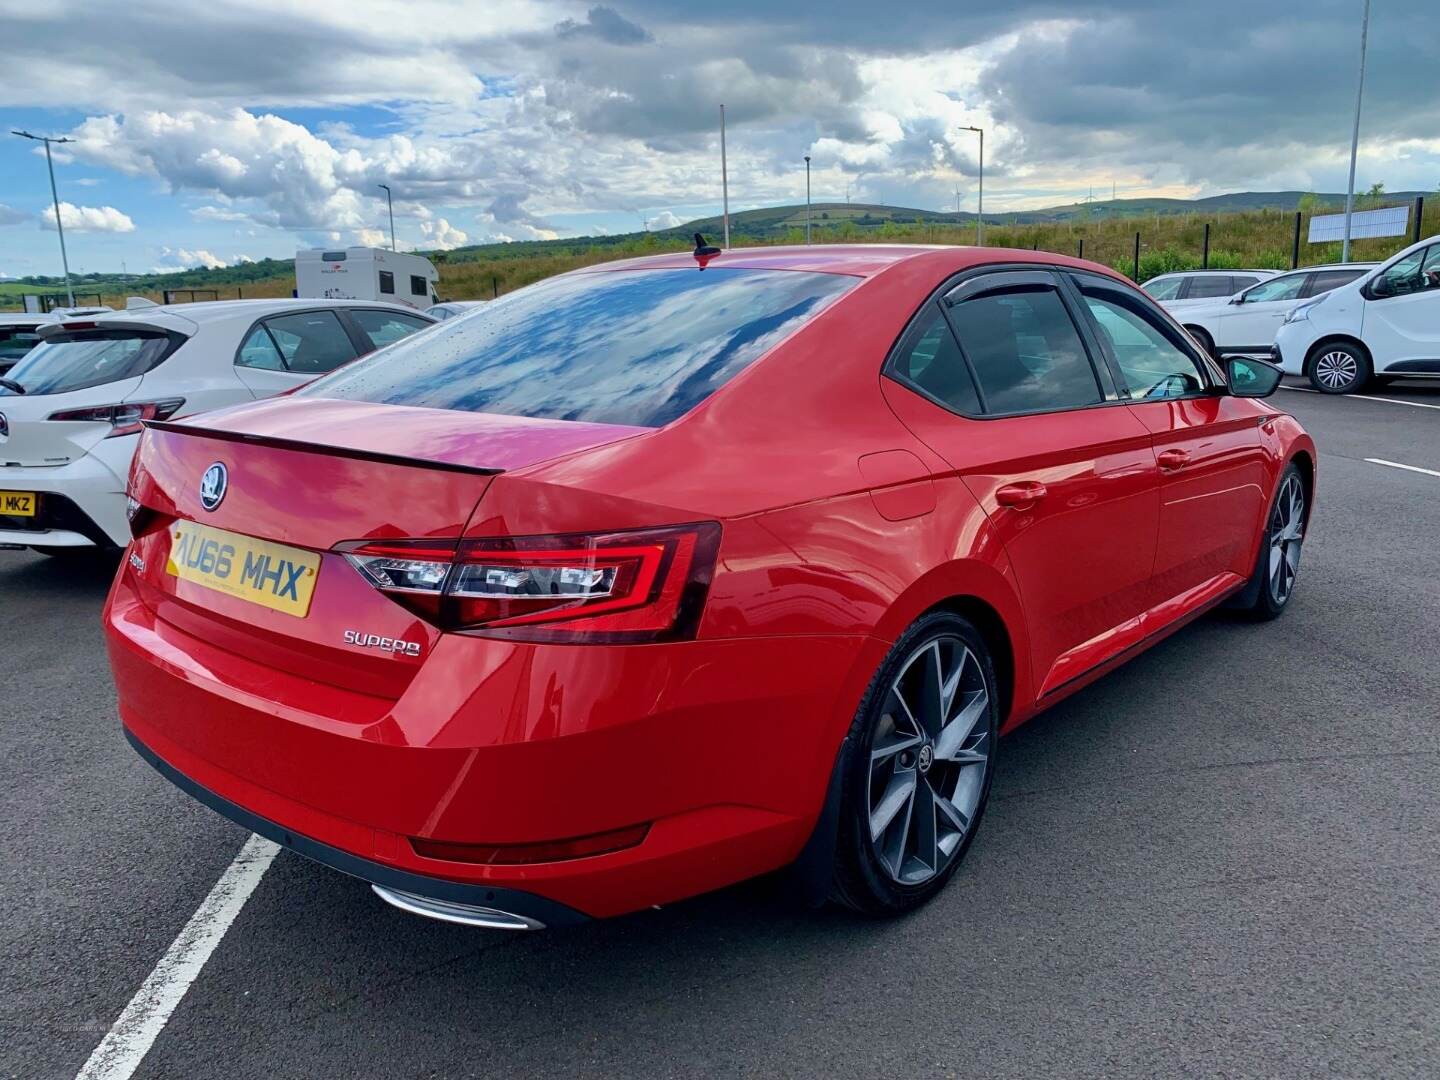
1167,264,1375,360
0,299,434,555
1142,269,1278,312
1274,235,1440,393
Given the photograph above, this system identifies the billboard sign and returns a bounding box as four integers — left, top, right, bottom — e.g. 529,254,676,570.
1308,205,1410,243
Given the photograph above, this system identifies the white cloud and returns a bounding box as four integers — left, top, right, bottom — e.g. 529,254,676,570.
419,217,468,249
154,246,227,269
648,210,682,229
40,202,135,233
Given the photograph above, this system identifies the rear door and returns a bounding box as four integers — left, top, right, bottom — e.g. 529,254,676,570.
885,269,1160,699
1068,271,1267,614
233,309,362,397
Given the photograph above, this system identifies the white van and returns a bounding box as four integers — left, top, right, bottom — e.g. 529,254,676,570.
1273,235,1440,393
295,248,439,311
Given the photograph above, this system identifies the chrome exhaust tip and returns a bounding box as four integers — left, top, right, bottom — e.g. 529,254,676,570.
371,884,546,930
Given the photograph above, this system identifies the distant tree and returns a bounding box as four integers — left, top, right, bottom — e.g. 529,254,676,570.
1359,182,1387,209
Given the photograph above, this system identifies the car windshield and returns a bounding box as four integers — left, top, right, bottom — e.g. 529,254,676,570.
303,267,858,427
1,329,178,396
0,326,42,364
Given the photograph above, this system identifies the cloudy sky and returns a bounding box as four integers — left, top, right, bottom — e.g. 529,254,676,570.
2,0,1437,277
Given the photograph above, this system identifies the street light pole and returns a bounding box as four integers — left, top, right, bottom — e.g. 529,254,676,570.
377,184,396,251
12,130,76,305
1341,0,1371,262
960,125,984,246
720,104,730,249
804,155,812,244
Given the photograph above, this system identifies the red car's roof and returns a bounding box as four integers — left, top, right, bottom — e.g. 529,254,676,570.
581,244,1119,280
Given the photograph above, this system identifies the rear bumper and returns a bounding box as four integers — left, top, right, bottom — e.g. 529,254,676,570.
106,566,871,919
125,725,588,929
0,444,133,547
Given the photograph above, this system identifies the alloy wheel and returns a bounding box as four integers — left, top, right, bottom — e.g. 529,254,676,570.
1314,349,1359,391
1269,473,1305,605
867,635,992,885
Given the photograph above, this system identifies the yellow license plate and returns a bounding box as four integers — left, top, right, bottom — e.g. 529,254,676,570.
0,491,37,517
166,521,321,618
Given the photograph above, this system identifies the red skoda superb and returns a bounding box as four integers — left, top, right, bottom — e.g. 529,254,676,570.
106,246,1314,929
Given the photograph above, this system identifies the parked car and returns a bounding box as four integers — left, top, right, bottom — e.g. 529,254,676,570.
0,299,434,555
426,300,487,321
1170,264,1375,359
1142,269,1278,311
1274,236,1440,393
107,246,1313,931
0,308,111,375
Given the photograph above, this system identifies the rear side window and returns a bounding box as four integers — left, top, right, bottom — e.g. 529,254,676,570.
1304,269,1364,297
236,325,285,370
1231,275,1263,291
1,329,181,396
947,287,1101,414
262,311,358,374
302,267,858,427
350,309,432,350
1142,277,1183,301
1188,276,1235,299
891,305,981,414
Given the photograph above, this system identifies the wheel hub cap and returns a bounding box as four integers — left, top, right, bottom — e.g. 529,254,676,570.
1316,350,1358,389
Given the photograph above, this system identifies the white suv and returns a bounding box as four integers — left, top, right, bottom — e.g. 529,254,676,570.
1168,264,1375,360
0,299,433,555
1273,236,1440,393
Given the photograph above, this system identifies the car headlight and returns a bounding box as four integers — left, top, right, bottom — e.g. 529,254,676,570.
1283,297,1324,325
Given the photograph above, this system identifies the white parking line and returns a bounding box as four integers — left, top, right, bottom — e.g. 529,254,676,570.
1365,458,1440,478
75,835,279,1080
1279,385,1440,410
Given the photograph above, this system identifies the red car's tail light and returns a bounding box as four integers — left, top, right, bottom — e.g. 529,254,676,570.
48,398,185,438
410,822,650,865
340,522,721,643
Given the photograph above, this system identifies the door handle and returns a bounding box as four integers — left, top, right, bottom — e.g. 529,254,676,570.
1158,448,1191,471
995,481,1048,508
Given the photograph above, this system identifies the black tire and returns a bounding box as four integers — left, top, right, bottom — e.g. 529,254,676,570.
1234,463,1306,621
1307,340,1371,394
1185,326,1216,360
830,610,999,917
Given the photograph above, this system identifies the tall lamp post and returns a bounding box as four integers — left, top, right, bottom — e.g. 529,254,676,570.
377,183,396,251
1341,0,1371,262
719,104,730,249
12,130,76,306
959,125,983,245
804,155,812,244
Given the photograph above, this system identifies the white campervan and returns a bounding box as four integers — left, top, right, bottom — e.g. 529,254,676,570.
294,248,439,311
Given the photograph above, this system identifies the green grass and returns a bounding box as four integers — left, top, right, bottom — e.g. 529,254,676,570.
5,201,1435,310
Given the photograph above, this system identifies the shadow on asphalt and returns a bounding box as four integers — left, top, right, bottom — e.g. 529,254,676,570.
0,549,121,596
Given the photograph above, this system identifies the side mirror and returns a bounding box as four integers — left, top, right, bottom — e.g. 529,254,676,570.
1226,356,1282,398
1229,295,1245,304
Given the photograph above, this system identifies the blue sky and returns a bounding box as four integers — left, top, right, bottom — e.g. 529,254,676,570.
3,1,1438,280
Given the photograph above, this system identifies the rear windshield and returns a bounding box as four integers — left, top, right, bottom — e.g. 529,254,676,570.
0,326,42,363
0,329,181,396
301,267,858,427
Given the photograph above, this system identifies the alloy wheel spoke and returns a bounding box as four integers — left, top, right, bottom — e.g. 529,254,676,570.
910,778,939,876
870,770,916,844
872,731,923,766
935,691,988,762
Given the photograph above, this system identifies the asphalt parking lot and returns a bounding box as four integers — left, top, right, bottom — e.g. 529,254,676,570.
4,378,1438,1080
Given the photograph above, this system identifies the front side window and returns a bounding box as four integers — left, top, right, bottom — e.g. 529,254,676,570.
890,305,981,414
1188,276,1236,299
1369,247,1432,297
1079,287,1206,401
261,311,358,374
1241,274,1307,303
350,309,432,350
302,267,857,427
947,286,1101,414
1,329,180,395
1142,276,1183,301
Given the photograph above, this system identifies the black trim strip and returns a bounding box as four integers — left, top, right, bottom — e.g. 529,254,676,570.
143,420,503,477
124,726,589,928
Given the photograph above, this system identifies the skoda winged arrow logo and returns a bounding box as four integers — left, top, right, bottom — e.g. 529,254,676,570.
199,462,228,511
